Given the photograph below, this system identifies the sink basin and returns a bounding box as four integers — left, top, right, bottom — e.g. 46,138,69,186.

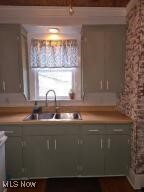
24,112,54,121
23,112,82,121
53,112,82,120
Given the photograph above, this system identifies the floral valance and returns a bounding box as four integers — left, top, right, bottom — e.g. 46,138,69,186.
31,39,79,68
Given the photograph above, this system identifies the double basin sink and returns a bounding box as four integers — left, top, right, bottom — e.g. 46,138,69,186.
24,112,82,121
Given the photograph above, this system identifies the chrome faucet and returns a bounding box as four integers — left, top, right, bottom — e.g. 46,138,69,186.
45,90,58,113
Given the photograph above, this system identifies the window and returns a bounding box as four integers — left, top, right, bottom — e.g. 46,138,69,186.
29,38,81,100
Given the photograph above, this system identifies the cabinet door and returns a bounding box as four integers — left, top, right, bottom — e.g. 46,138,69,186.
0,29,20,93
53,135,79,177
19,33,29,98
105,135,129,175
82,26,105,93
104,28,125,93
5,137,23,179
81,135,104,175
24,136,54,178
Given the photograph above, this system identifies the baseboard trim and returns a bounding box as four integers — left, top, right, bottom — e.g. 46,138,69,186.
128,168,144,189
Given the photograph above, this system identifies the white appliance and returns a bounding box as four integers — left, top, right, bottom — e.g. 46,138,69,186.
0,132,7,192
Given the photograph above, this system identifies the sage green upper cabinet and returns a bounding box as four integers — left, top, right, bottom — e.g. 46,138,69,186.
82,25,126,93
104,27,125,92
0,24,29,98
82,27,105,92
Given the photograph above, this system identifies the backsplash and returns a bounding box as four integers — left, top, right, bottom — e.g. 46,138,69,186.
119,0,144,174
0,92,117,107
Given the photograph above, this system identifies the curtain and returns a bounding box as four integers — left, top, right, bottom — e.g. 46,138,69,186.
31,39,79,68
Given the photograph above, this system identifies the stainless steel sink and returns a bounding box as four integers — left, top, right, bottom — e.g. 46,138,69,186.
23,112,82,121
23,112,55,121
53,112,82,120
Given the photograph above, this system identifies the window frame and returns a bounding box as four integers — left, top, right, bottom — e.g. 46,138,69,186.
28,33,81,101
35,68,76,100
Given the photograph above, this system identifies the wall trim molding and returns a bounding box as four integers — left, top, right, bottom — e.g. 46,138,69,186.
128,168,144,189
127,0,137,12
0,6,126,25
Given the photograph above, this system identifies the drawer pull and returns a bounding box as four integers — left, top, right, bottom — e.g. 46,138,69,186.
113,129,123,132
4,131,14,134
88,129,99,132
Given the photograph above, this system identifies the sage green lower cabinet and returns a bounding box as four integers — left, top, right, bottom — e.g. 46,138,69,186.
1,124,130,179
24,136,53,178
53,136,79,177
0,126,23,179
104,135,129,175
81,135,104,176
5,137,23,179
23,135,79,178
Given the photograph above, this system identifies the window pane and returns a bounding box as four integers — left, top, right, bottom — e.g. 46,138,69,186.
38,69,72,97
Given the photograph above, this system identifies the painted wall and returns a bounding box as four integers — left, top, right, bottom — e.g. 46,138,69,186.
119,0,144,174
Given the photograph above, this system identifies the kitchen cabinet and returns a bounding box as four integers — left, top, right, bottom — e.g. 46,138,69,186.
104,135,129,175
81,124,130,176
22,123,130,178
0,125,23,179
5,137,23,179
81,135,104,175
24,135,79,178
0,24,29,98
0,123,130,179
23,125,80,178
82,25,126,93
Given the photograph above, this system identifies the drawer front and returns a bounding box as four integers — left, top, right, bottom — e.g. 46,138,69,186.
81,124,104,135
0,125,22,136
105,124,131,135
23,125,80,136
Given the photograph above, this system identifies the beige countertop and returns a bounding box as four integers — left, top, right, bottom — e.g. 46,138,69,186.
0,111,132,125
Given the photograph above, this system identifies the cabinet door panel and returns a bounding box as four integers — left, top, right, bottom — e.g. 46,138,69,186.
82,135,104,175
5,137,23,179
53,136,79,177
24,136,54,178
82,27,105,92
0,30,20,93
105,135,129,175
104,29,125,92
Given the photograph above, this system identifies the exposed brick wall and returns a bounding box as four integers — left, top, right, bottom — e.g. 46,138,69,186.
119,0,144,174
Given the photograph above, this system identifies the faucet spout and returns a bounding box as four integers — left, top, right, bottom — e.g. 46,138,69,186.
45,90,58,113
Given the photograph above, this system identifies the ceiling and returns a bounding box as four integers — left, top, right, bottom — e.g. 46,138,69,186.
0,0,130,7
